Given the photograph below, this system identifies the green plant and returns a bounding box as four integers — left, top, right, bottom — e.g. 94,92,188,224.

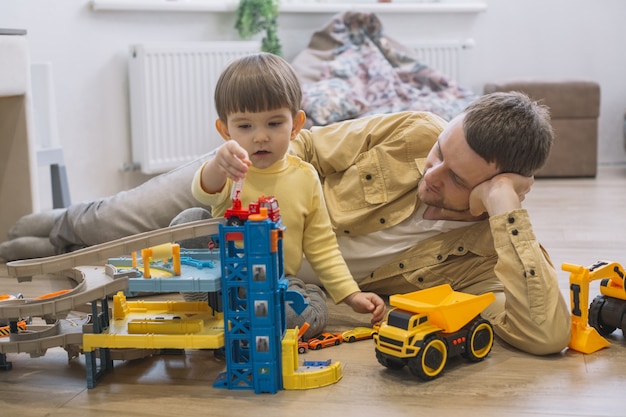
235,0,282,56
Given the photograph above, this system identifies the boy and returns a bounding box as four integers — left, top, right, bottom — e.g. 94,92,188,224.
184,53,385,338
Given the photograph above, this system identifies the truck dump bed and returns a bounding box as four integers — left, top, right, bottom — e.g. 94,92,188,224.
389,284,495,333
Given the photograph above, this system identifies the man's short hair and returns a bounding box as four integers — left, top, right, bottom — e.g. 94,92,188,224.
463,91,553,177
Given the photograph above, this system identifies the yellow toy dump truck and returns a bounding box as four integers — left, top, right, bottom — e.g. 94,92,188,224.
373,284,495,380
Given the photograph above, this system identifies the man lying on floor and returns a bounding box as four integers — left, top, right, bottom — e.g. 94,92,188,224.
1,97,571,355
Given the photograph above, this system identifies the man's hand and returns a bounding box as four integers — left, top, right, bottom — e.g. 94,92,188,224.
469,173,534,217
343,292,386,324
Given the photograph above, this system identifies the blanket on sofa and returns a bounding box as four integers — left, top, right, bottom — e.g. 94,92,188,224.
291,12,478,127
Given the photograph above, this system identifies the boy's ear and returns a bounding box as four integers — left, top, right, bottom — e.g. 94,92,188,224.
290,110,307,140
215,119,230,141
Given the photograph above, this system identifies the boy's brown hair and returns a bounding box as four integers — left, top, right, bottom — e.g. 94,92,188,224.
214,52,302,122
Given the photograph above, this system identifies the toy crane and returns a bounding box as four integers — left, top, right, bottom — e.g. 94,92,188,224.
563,260,626,354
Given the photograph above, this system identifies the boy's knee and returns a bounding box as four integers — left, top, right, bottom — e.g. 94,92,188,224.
170,207,212,226
170,208,213,249
285,277,328,340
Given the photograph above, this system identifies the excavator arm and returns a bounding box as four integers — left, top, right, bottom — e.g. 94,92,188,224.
562,260,626,354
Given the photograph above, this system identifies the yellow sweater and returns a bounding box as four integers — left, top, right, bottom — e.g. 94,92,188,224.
192,154,360,304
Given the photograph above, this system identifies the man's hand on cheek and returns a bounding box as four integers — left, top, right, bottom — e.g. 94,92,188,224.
469,173,534,217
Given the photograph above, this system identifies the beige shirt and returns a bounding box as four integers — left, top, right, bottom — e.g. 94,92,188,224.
336,204,474,281
290,111,571,355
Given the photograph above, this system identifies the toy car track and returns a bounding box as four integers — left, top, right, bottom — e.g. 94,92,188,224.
0,218,224,364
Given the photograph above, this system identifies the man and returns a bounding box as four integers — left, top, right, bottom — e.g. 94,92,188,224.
1,92,571,355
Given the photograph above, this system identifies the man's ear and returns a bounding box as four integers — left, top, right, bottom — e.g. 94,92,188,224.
215,119,230,141
290,110,307,140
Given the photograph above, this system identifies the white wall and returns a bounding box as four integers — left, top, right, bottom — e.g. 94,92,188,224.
1,0,625,211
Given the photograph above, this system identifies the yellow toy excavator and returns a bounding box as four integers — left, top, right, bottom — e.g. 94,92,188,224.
562,260,626,354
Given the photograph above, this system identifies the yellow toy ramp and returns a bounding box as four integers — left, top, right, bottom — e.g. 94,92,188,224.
281,327,342,390
389,284,496,333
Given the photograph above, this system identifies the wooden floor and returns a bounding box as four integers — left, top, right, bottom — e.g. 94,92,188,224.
1,165,626,417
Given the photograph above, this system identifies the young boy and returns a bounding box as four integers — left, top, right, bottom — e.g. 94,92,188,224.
185,53,385,338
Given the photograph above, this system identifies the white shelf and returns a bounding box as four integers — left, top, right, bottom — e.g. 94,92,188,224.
90,0,487,14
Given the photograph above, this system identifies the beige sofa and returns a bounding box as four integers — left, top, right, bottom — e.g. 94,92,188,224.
484,80,600,177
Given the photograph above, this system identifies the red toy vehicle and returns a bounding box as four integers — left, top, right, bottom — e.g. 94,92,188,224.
224,192,280,226
307,332,343,350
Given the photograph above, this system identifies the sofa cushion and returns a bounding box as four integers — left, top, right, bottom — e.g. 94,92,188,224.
484,80,600,119
483,79,600,177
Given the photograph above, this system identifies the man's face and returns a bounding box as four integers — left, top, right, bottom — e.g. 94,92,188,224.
418,115,500,213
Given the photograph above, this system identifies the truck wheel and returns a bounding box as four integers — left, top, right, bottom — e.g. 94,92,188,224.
227,217,244,227
409,335,447,380
375,349,405,370
589,295,617,336
463,319,494,362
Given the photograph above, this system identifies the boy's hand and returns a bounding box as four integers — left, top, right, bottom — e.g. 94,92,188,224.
201,142,251,194
215,141,251,182
343,292,386,324
469,173,534,217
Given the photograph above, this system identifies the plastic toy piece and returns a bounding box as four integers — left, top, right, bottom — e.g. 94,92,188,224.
141,243,181,278
307,332,343,350
303,359,332,367
224,192,280,226
82,291,224,352
281,326,342,390
562,260,626,354
374,284,495,381
297,322,310,354
215,210,283,393
0,294,27,340
342,326,376,343
108,248,222,295
216,205,342,393
0,265,129,323
0,320,27,337
34,289,72,300
2,218,223,378
215,208,293,393
2,206,342,393
0,294,21,302
5,217,225,280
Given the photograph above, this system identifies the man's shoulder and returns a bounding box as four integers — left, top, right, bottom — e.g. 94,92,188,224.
285,154,317,173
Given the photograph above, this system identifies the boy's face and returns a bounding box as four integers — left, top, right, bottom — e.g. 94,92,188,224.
419,115,499,213
220,108,303,169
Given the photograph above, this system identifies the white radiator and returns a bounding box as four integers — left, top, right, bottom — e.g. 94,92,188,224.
128,41,261,174
128,39,472,174
407,38,475,85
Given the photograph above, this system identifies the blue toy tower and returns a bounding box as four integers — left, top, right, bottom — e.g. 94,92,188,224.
214,211,295,394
